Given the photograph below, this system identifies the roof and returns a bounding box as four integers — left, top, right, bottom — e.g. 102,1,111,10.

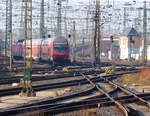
123,27,140,37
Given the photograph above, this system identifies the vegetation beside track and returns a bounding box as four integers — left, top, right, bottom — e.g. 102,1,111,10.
117,69,150,85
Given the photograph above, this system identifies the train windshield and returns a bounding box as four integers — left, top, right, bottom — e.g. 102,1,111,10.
54,47,68,53
54,39,68,53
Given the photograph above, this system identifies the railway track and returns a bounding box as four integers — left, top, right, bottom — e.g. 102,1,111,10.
103,77,150,107
84,73,150,115
0,66,137,85
0,70,138,97
9,61,133,73
0,69,103,85
82,74,129,116
0,70,148,116
1,92,150,116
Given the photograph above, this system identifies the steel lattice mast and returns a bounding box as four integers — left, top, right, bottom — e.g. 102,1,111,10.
94,0,100,65
72,21,76,62
5,0,12,71
19,0,35,97
19,2,25,40
142,1,147,65
40,0,45,39
57,0,62,37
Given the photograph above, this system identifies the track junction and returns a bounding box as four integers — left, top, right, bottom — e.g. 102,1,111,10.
0,64,149,116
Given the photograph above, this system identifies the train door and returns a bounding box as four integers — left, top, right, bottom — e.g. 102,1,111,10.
39,40,44,60
41,40,49,61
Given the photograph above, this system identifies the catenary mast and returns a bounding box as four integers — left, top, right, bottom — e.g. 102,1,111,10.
19,0,35,97
94,0,100,65
5,0,12,71
40,0,45,39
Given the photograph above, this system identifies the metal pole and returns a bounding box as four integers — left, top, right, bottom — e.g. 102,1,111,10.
94,0,100,65
128,36,132,61
142,1,147,65
20,1,24,40
86,9,89,39
40,0,45,39
82,37,85,62
5,0,8,58
110,36,114,60
9,0,12,72
19,0,35,97
72,21,76,62
64,2,68,38
57,0,62,37
5,0,12,71
123,7,126,32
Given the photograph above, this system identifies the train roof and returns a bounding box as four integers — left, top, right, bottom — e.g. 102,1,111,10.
24,36,68,45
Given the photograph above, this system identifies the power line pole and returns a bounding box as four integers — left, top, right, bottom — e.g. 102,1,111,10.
64,2,68,38
20,1,25,40
19,0,35,97
57,0,62,37
123,7,127,32
72,21,76,62
40,0,45,39
94,0,100,65
142,1,147,65
5,0,12,71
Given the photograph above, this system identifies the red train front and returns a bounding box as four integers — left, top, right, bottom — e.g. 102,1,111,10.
40,36,70,63
51,37,70,63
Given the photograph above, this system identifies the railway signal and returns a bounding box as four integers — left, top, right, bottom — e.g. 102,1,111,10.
19,0,35,97
110,36,114,43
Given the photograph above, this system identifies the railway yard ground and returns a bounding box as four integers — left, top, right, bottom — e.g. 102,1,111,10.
2,0,150,115
116,68,150,93
0,61,149,116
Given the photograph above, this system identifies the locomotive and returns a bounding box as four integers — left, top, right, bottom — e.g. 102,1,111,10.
12,36,70,64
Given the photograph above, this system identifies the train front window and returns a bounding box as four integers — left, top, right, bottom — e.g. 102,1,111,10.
54,47,68,53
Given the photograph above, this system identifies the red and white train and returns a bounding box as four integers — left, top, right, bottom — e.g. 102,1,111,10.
12,37,70,64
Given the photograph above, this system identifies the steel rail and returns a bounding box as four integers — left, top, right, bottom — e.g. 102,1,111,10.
0,71,138,97
0,65,131,80
1,91,150,116
26,93,150,115
41,94,150,115
104,77,150,108
81,73,128,116
2,86,97,110
11,62,107,73
0,69,139,85
8,86,119,110
0,69,104,85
